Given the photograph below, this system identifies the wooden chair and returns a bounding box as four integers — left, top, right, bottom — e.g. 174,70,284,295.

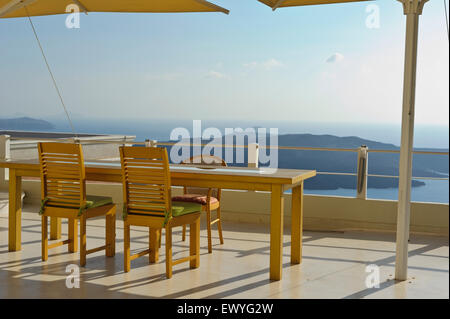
119,146,202,279
172,155,227,253
38,142,116,266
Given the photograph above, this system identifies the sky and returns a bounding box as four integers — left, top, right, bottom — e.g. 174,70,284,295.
0,0,449,128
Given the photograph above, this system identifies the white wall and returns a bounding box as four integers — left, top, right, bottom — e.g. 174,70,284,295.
19,180,449,236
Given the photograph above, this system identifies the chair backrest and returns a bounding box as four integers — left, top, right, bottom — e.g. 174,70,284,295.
181,155,227,198
120,146,171,219
38,142,85,209
182,154,227,167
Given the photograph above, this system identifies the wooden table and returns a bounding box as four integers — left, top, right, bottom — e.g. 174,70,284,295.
0,159,315,281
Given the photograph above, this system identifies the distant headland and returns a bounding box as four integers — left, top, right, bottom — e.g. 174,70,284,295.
0,117,55,130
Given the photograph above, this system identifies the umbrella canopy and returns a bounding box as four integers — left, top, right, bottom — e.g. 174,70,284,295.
258,0,370,10
0,0,229,18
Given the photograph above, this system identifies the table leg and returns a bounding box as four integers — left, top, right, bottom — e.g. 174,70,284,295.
270,184,284,281
291,182,304,264
50,217,61,240
8,169,22,251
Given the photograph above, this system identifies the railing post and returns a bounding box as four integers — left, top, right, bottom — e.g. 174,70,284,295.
356,145,368,199
248,143,259,168
145,139,158,147
0,135,11,186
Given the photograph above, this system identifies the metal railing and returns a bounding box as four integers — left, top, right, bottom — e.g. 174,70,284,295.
1,134,448,201
156,141,449,200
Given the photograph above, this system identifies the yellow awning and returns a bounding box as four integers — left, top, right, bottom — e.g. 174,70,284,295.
258,0,371,10
0,0,229,19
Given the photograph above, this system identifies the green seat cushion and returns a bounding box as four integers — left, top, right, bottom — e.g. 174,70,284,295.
123,201,201,221
85,195,113,209
39,195,113,216
171,201,202,217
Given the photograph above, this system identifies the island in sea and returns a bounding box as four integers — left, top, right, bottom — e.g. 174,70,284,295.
0,117,55,130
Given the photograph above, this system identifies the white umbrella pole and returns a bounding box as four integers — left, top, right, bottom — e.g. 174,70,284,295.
395,0,428,281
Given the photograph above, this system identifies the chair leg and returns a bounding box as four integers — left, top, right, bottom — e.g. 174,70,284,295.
149,228,159,263
80,215,87,267
50,217,61,240
68,219,78,253
206,208,212,253
111,211,116,256
216,206,224,245
42,216,48,261
165,226,173,279
182,225,186,242
190,218,200,269
124,222,131,272
106,212,116,257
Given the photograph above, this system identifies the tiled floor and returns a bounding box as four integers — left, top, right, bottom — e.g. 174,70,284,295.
0,205,448,299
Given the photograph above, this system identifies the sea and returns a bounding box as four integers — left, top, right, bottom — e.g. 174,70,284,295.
47,117,449,204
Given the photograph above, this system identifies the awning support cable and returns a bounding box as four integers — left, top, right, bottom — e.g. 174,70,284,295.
24,5,77,137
